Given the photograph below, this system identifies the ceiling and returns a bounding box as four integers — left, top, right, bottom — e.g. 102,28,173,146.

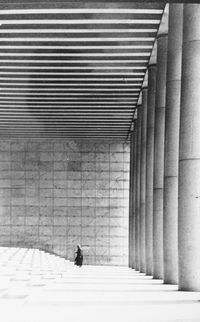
0,1,165,141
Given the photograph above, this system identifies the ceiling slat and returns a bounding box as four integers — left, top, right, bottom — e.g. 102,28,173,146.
0,2,164,10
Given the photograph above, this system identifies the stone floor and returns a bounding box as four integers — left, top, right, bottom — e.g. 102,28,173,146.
0,247,200,322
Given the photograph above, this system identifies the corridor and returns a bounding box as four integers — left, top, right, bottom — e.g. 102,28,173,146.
0,1,200,316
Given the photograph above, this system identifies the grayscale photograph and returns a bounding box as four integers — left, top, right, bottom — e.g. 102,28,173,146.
0,1,199,321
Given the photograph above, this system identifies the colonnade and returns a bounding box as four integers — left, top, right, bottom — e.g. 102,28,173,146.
129,4,200,291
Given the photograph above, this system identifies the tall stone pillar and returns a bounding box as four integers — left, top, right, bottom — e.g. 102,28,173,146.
163,4,183,285
178,4,200,291
129,132,134,268
135,105,142,270
146,64,157,276
140,88,148,273
153,33,168,279
132,119,138,268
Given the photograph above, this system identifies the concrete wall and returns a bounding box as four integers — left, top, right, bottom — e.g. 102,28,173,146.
0,139,129,266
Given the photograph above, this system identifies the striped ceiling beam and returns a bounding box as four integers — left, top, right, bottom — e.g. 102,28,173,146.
0,2,164,139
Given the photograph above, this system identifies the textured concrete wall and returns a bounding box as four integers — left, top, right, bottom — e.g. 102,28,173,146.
0,139,129,266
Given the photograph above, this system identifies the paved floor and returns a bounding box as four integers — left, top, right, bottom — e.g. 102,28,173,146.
0,247,200,322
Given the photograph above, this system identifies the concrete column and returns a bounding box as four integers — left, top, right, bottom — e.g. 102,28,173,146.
153,34,168,279
178,4,200,291
135,105,142,270
129,132,134,268
163,4,183,285
146,64,157,276
140,88,148,273
133,119,138,268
